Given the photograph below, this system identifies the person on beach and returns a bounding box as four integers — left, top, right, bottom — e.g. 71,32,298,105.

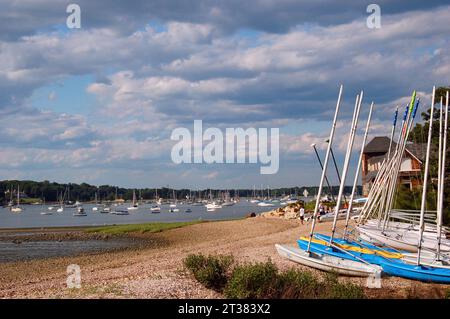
299,207,305,224
319,205,325,216
316,210,321,223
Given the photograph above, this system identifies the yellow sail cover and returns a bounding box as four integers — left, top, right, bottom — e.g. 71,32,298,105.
299,236,403,259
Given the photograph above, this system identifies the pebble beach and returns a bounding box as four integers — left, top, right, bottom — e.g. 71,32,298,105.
0,217,449,299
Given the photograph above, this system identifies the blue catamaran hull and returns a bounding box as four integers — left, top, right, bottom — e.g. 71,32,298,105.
297,235,450,283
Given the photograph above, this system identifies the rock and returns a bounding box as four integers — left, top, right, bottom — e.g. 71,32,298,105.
284,211,299,219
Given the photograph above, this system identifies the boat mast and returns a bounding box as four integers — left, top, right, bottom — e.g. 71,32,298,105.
387,106,399,162
311,143,336,202
344,101,374,239
307,84,343,252
330,91,362,243
437,91,449,259
384,92,419,224
380,104,410,225
417,86,435,265
437,97,443,241
17,184,20,207
376,106,399,222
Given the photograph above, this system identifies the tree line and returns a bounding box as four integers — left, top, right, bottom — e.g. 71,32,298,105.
0,180,361,204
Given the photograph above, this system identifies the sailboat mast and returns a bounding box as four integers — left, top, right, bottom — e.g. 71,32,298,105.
17,185,20,206
387,106,399,162
307,84,343,252
382,96,419,229
437,97,443,226
376,106,399,226
330,91,362,243
344,101,374,238
437,91,449,258
417,86,435,265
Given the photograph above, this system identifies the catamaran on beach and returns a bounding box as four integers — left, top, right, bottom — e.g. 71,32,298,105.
277,86,450,283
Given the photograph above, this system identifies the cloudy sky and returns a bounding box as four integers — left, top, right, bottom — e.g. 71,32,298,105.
0,1,449,189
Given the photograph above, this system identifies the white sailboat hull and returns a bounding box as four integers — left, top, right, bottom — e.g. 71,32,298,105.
357,226,450,253
257,202,274,207
221,202,235,206
275,244,381,277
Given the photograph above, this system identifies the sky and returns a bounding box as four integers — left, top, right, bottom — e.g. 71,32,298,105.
0,0,449,189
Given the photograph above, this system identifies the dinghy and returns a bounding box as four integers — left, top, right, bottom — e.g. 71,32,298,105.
112,209,129,215
150,205,161,213
275,244,381,277
73,206,87,217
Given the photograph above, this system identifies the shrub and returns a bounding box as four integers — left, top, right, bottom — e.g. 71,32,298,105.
186,255,366,299
327,280,365,299
183,253,234,291
224,260,278,299
321,272,365,299
275,268,323,298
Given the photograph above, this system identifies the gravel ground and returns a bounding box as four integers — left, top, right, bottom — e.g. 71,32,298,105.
0,217,449,299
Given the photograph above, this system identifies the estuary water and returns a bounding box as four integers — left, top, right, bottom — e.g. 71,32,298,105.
0,201,283,229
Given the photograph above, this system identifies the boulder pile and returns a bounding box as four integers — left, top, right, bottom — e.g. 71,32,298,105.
260,201,305,220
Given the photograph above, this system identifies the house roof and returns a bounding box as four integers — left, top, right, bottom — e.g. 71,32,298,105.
364,136,425,162
364,136,395,154
367,154,385,165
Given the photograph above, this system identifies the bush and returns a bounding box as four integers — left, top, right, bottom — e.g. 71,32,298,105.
224,260,278,299
185,254,366,299
321,272,365,299
183,254,234,291
275,268,323,298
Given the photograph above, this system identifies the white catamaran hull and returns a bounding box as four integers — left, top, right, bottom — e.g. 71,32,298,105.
358,226,450,253
275,244,381,277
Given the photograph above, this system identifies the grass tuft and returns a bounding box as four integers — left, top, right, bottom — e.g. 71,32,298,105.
87,221,201,235
183,254,234,291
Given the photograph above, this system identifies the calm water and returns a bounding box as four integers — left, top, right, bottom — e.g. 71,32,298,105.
0,201,283,229
0,239,137,263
